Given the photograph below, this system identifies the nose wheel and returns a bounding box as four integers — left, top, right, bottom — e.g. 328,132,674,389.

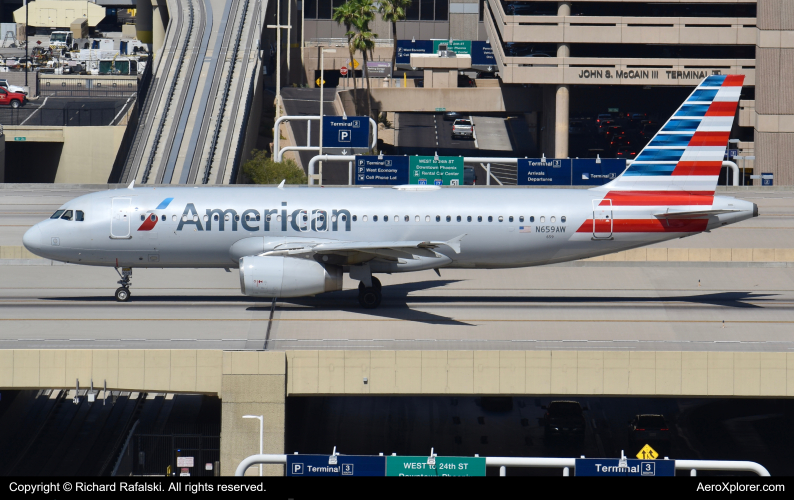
115,287,131,302
114,267,133,302
358,277,382,309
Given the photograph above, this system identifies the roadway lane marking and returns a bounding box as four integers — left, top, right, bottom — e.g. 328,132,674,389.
19,96,49,125
110,96,134,125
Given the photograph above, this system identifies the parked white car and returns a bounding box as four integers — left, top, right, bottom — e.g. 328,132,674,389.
0,78,26,95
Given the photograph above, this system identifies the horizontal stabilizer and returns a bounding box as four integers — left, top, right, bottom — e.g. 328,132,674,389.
654,209,740,219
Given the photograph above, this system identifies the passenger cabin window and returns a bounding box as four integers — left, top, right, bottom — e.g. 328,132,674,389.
172,215,177,222
425,216,430,222
150,214,157,222
404,216,409,222
384,216,388,221
467,216,472,222
457,216,461,222
498,216,504,222
540,216,546,222
530,216,535,222
446,216,451,222
353,215,358,221
373,215,378,222
363,215,368,221
436,216,441,222
488,216,493,222
415,216,420,222
61,210,73,221
550,216,556,223
509,216,513,222
519,216,524,223
141,214,146,221
50,210,65,219
561,216,567,223
162,214,166,222
478,216,482,222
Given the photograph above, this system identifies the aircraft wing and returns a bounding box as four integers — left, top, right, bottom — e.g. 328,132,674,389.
263,234,466,260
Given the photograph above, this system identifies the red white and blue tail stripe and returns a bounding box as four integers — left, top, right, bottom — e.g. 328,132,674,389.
595,74,744,194
577,75,744,236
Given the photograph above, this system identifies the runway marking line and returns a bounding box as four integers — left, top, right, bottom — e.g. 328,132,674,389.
4,318,794,324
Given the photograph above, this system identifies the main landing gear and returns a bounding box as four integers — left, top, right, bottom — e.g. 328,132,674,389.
358,277,382,309
114,267,132,302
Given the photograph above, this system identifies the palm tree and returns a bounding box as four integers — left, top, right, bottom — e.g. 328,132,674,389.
378,0,411,81
349,26,377,119
332,1,358,90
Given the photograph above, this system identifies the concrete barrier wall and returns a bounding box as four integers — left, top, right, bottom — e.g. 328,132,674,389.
339,87,543,113
287,350,794,397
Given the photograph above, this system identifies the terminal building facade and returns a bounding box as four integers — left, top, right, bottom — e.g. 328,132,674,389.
294,0,793,184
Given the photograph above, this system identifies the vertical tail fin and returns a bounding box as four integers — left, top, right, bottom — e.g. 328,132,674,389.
597,74,744,193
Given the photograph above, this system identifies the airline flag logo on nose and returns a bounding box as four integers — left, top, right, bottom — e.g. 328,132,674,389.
138,198,173,231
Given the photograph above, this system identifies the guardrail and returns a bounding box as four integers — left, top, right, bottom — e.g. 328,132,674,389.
235,453,771,476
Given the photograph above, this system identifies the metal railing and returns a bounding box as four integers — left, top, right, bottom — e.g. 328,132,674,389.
306,38,394,48
235,453,771,477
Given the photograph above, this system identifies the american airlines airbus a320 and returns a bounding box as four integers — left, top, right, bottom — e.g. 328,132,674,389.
23,75,756,308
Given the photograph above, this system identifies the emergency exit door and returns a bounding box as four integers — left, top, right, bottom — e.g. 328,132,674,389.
592,199,613,239
111,197,131,238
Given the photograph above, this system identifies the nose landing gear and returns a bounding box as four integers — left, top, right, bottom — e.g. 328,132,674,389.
114,267,132,302
358,276,382,309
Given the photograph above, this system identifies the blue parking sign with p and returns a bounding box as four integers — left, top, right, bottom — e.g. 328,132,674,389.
323,116,369,148
286,455,386,476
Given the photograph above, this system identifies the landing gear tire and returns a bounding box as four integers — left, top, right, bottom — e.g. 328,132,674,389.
358,277,382,292
115,287,131,302
358,288,382,309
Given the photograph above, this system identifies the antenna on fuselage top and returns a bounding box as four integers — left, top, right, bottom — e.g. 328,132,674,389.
127,179,134,189
278,179,285,190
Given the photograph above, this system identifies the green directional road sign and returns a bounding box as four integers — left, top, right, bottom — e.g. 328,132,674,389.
386,456,486,477
409,156,464,186
433,40,472,55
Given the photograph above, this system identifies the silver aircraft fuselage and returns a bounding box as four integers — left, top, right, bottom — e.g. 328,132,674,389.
22,185,756,269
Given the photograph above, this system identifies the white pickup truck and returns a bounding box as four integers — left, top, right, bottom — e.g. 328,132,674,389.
0,79,26,95
451,118,474,140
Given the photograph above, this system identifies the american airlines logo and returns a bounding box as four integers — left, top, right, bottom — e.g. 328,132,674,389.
175,203,353,232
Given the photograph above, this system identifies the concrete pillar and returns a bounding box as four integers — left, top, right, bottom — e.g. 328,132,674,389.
555,84,569,158
449,0,480,40
220,352,286,476
449,69,458,88
135,0,153,44
152,0,168,57
557,1,571,16
754,0,792,184
541,85,556,157
423,69,433,88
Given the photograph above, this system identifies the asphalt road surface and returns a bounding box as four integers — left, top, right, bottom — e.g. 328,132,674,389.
1,186,793,350
0,96,134,127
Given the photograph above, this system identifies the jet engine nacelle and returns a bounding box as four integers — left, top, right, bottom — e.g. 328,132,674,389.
239,256,343,298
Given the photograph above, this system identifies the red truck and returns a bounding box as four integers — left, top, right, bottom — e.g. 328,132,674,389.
0,86,26,108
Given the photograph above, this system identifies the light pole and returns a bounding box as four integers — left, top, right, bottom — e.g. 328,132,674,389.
24,0,28,87
268,0,292,122
317,48,336,185
242,415,264,476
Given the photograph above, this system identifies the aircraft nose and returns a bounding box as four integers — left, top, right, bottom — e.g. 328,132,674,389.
22,225,43,255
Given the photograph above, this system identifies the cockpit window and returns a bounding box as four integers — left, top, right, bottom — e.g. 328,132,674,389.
60,210,74,221
75,210,85,221
50,210,65,219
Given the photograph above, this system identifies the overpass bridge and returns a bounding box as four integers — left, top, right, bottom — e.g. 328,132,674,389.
120,0,265,186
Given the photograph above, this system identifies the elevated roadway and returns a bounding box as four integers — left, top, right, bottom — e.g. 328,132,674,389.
1,185,794,352
120,0,264,186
